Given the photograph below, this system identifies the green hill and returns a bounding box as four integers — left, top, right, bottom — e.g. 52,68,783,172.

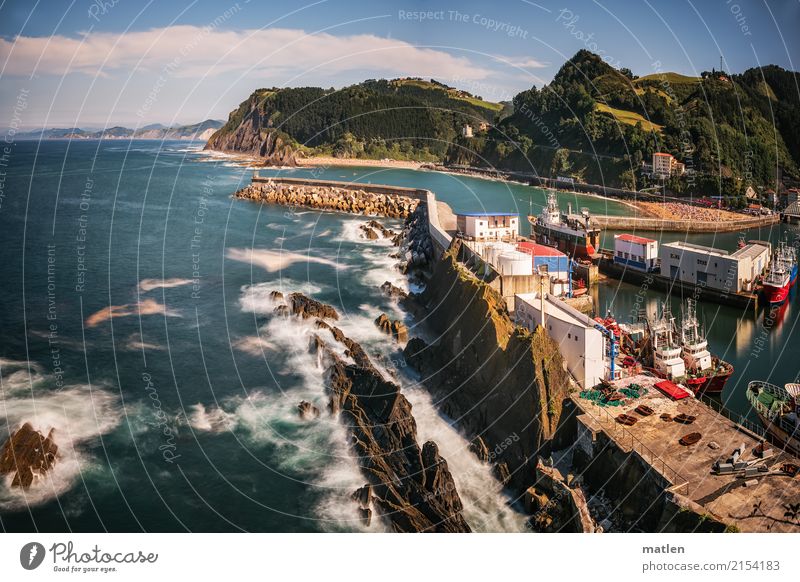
205,78,500,163
445,50,799,192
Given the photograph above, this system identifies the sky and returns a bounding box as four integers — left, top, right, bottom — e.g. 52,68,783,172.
1,0,798,128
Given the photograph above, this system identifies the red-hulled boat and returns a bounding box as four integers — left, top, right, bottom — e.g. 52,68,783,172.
763,255,791,305
678,299,733,395
529,190,601,260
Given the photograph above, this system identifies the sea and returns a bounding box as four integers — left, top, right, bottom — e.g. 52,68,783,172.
0,139,797,532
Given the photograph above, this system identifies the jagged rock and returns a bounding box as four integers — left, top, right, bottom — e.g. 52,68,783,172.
352,484,372,509
366,220,395,238
358,506,373,527
269,290,284,301
360,225,379,240
0,423,58,489
469,436,490,462
380,281,408,299
493,462,512,486
279,293,339,320
523,486,549,513
297,400,320,420
391,321,408,343
319,332,470,533
374,313,392,334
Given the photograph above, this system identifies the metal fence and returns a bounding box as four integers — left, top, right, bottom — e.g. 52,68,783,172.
572,396,691,496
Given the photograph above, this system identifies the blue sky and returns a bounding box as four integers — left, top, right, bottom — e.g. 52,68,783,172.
1,0,798,128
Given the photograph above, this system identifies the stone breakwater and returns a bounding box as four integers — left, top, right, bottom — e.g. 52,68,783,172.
235,178,421,219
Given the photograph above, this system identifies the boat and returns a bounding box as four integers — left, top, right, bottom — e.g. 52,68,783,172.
678,299,734,394
746,381,800,456
763,254,791,305
529,190,601,260
777,241,798,287
649,303,686,380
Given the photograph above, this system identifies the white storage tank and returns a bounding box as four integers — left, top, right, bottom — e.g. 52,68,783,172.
486,242,513,267
497,251,533,276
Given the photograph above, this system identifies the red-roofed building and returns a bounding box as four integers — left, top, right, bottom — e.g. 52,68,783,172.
614,233,659,272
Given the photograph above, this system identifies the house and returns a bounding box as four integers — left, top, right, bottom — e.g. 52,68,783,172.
652,152,685,178
456,213,518,241
461,124,473,138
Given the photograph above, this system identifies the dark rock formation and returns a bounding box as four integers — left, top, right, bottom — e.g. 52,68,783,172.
397,204,434,272
276,293,339,320
269,290,284,301
374,314,409,344
0,423,58,489
402,239,572,492
360,225,379,240
366,220,396,239
469,436,490,462
325,356,470,532
380,281,408,300
204,112,298,165
297,400,320,420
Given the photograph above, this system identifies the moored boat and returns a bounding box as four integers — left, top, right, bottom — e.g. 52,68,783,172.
763,254,791,305
529,190,601,260
746,381,800,456
679,299,733,394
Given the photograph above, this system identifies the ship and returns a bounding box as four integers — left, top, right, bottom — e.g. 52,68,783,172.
529,190,601,260
746,381,800,456
763,253,791,305
678,299,734,394
777,241,798,287
647,302,686,380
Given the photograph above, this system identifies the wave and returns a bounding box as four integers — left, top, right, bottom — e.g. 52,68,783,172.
238,280,323,315
138,278,193,292
226,247,344,274
85,299,181,327
0,379,121,511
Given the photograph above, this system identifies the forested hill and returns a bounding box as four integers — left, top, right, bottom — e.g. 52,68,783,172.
448,50,800,192
204,78,502,163
207,52,799,192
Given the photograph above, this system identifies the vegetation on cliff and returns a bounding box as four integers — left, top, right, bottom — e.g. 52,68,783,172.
206,78,499,162
403,239,572,492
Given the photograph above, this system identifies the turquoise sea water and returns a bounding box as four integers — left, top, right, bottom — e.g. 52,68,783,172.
0,140,796,532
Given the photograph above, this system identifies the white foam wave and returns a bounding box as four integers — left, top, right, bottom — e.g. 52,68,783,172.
138,278,193,292
226,247,344,273
0,382,121,511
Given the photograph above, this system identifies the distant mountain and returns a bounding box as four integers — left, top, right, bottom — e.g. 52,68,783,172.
16,120,224,142
205,78,501,164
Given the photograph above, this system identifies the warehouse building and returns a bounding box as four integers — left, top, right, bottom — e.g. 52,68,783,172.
659,241,770,293
456,212,519,241
613,233,659,272
515,292,608,389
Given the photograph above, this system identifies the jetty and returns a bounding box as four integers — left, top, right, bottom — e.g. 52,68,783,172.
567,374,800,532
592,213,780,234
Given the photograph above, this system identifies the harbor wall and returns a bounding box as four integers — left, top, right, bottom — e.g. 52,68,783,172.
592,213,779,233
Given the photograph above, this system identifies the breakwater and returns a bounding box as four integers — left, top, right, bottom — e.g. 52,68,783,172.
235,174,425,218
592,213,779,233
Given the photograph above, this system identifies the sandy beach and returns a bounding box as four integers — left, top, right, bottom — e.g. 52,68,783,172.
296,156,424,170
632,201,746,222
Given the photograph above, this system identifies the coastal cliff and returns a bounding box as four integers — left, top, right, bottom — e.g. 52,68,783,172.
204,104,298,165
403,239,572,492
276,291,470,532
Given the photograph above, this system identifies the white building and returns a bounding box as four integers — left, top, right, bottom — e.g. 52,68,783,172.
613,233,659,271
660,241,770,293
461,124,474,138
515,292,608,389
456,213,519,241
652,152,685,178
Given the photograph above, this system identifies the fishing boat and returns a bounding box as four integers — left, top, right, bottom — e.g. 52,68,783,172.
649,303,686,380
777,241,798,287
763,254,791,305
679,299,734,394
746,381,800,456
529,190,601,260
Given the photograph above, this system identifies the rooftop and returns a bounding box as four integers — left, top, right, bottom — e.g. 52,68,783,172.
616,233,657,245
731,242,770,260
516,292,597,330
457,212,519,217
662,240,731,258
516,241,567,258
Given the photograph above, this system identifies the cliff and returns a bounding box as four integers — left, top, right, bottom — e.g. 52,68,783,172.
403,239,572,492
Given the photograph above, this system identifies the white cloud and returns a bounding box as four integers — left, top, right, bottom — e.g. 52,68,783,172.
0,26,494,83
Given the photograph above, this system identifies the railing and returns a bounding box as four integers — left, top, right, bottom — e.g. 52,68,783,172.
572,395,691,496
696,392,776,446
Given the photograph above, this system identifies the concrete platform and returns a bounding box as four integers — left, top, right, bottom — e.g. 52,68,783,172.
574,374,800,532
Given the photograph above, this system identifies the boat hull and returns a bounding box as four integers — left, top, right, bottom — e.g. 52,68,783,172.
763,281,790,305
685,366,733,394
532,224,595,260
753,410,800,457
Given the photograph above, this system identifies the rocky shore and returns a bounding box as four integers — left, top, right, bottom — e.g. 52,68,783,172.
234,180,421,219
0,423,58,489
273,290,470,532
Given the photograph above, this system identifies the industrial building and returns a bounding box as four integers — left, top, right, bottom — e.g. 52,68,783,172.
456,212,519,242
613,234,659,272
659,241,770,293
515,292,609,389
